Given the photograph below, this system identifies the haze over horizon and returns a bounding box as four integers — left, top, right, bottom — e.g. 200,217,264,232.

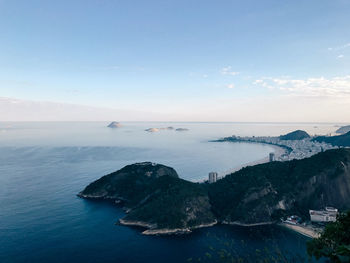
1,0,350,122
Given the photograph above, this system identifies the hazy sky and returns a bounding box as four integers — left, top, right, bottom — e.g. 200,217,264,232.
1,0,350,121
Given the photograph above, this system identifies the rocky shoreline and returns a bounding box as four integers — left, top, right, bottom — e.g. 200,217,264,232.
222,221,274,227
117,218,282,236
118,218,218,236
77,195,321,237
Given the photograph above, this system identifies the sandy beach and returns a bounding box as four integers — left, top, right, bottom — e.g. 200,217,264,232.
218,143,287,178
278,223,321,239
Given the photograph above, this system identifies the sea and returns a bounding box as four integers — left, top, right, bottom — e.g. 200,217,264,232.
0,122,338,263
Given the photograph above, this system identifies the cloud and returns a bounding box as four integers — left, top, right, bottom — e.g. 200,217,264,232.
227,84,235,89
221,66,239,76
328,43,350,51
337,54,344,59
253,76,350,98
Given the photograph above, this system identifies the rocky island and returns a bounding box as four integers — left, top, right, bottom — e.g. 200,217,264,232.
107,122,122,128
79,149,350,235
145,127,188,132
175,128,189,132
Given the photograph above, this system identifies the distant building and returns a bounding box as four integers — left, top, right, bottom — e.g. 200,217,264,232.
269,152,275,162
284,215,302,225
309,207,338,223
208,172,218,184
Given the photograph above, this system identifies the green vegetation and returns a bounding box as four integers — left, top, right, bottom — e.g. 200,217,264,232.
124,175,214,229
313,131,350,147
80,162,179,207
307,211,350,262
80,149,350,232
79,162,215,230
209,148,350,223
279,130,310,140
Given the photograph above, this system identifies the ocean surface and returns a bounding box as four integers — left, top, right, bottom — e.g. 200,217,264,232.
0,122,339,262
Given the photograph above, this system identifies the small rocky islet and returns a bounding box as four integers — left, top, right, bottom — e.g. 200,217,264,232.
145,127,189,132
107,122,123,128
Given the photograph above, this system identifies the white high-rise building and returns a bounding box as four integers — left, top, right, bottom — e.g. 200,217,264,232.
208,172,218,183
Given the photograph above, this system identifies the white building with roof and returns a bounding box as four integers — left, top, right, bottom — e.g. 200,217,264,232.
309,207,338,223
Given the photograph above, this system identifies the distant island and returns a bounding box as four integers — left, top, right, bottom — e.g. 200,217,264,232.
78,148,350,235
145,128,160,132
335,125,350,135
145,127,189,132
175,128,189,132
107,122,122,128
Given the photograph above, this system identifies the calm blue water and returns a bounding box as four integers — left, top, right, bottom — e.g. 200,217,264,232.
0,122,337,262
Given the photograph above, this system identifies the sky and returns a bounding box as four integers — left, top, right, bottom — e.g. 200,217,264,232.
0,0,350,122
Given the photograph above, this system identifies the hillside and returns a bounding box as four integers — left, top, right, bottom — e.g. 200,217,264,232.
78,162,216,234
209,148,350,224
313,131,350,147
79,149,350,234
279,130,310,140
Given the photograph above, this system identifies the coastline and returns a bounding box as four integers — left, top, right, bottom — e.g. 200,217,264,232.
278,223,321,239
222,220,274,227
218,143,287,178
118,218,218,236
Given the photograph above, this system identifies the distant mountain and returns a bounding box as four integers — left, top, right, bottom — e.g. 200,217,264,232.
279,130,310,140
79,149,350,234
336,125,350,134
313,131,350,147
